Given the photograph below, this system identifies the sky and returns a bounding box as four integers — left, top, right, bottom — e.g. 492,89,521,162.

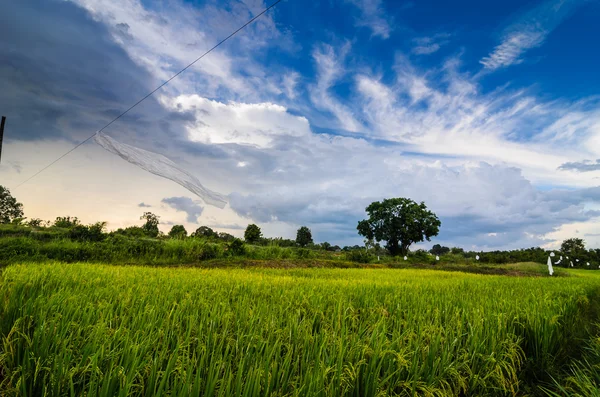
1,0,600,250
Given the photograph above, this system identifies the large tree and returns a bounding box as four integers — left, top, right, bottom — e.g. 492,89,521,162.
357,198,441,256
140,212,160,237
0,186,24,224
168,225,187,239
191,226,216,238
561,238,585,257
244,224,262,244
296,226,313,247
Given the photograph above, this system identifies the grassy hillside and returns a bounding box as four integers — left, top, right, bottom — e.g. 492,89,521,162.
1,263,599,396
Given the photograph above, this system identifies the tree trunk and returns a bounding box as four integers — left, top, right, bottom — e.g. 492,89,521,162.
387,240,401,256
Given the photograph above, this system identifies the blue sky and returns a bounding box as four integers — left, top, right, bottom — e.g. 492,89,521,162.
1,0,599,250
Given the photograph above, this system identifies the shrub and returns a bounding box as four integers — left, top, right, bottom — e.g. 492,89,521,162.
228,239,246,256
345,250,373,263
199,244,220,260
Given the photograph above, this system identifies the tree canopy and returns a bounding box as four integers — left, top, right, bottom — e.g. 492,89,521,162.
296,226,313,247
244,224,262,243
168,225,187,239
561,238,585,257
140,212,160,237
191,226,216,238
357,198,441,256
0,185,24,224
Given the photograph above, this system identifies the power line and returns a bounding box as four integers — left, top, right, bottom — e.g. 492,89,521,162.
15,0,283,189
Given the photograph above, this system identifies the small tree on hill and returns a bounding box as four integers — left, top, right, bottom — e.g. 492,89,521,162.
140,212,160,237
296,226,313,247
357,198,441,256
168,225,187,239
0,186,24,224
244,224,262,244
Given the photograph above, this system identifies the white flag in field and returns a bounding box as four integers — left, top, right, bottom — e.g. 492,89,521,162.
94,132,227,208
547,256,554,276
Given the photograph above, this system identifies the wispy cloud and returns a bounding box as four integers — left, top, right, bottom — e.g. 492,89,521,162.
480,0,583,70
559,159,600,172
161,196,203,223
310,43,362,132
412,33,451,55
347,0,393,39
138,202,152,208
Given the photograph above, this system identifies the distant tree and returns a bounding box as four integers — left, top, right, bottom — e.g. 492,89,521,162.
296,226,313,247
26,218,48,227
430,244,450,256
140,212,160,237
168,225,187,239
114,226,147,238
450,247,465,255
561,238,585,258
357,198,441,256
217,232,235,242
244,224,262,243
191,226,217,238
0,186,24,224
70,222,107,242
54,216,80,228
321,242,332,251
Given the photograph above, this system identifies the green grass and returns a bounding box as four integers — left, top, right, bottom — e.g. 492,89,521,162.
1,263,599,396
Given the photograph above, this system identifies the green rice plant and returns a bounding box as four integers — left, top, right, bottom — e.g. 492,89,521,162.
0,264,599,396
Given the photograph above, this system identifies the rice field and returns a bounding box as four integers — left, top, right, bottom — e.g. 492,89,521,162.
0,263,599,396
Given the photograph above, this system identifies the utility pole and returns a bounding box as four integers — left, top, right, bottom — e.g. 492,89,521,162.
0,116,5,164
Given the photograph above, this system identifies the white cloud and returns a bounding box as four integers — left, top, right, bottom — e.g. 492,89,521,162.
162,94,311,148
67,0,293,100
412,33,451,55
352,55,600,188
347,0,393,39
480,0,583,70
310,43,363,132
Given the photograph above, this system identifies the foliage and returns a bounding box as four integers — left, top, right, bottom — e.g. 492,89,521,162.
0,185,24,224
561,238,586,257
69,222,107,242
217,232,235,242
244,224,262,243
26,218,48,227
54,216,80,229
228,238,246,256
199,243,220,260
345,249,373,263
168,225,187,239
140,212,159,238
191,226,216,239
296,226,313,247
113,226,147,238
430,244,450,255
357,198,441,256
1,264,600,396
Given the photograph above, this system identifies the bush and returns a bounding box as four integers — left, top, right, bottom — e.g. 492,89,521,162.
228,239,246,256
295,248,313,259
199,244,220,260
345,250,373,263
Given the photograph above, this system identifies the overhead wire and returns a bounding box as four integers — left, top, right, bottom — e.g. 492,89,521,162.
15,0,284,189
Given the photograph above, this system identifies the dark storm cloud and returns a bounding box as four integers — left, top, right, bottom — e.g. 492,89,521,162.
0,0,182,146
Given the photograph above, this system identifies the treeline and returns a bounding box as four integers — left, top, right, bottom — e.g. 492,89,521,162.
1,216,599,268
